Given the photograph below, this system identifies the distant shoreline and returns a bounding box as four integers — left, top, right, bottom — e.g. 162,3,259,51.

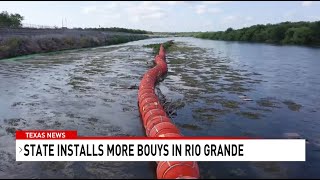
194,21,320,47
0,28,149,60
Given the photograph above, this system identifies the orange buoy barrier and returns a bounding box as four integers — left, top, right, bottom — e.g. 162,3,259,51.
138,44,200,179
157,161,200,179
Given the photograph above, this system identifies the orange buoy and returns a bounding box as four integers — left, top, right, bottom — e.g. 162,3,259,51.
140,97,160,109
148,122,180,137
140,80,155,86
143,75,156,81
139,102,162,115
138,44,200,179
145,116,172,134
138,93,158,102
139,84,155,90
143,109,167,127
158,133,182,137
139,93,158,102
141,104,165,118
138,89,155,97
141,79,155,85
156,161,200,179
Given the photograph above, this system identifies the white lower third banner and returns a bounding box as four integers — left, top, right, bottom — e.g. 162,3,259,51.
16,139,305,161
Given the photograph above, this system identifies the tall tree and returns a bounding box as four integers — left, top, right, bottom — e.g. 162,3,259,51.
0,11,24,28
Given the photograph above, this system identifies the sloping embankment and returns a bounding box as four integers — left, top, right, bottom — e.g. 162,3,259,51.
0,28,149,59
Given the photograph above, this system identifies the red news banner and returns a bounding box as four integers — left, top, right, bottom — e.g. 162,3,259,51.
15,130,306,162
16,130,77,139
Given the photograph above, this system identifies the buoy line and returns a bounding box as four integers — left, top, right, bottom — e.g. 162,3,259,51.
137,44,200,179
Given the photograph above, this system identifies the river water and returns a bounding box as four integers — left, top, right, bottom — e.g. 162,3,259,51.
0,37,319,178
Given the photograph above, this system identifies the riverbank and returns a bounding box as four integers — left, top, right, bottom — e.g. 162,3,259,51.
1,37,319,178
0,28,149,59
194,21,320,46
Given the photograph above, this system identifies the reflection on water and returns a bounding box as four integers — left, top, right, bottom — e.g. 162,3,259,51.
0,37,319,178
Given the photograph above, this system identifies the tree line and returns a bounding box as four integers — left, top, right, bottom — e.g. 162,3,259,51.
195,21,320,46
0,11,24,28
75,27,152,34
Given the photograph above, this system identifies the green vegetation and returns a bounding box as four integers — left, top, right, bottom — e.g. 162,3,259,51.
0,11,152,59
256,98,280,108
77,27,152,34
144,41,201,55
0,11,24,28
220,100,240,109
283,100,302,111
169,42,201,53
0,37,24,58
175,122,203,130
143,40,174,54
195,21,320,46
0,34,148,59
153,32,201,37
237,111,261,120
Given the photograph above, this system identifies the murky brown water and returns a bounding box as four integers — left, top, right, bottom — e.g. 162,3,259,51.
0,37,320,178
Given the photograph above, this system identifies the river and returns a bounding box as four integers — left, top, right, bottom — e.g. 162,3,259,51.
0,37,319,178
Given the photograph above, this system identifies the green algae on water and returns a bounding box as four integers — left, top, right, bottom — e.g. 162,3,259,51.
283,100,302,112
256,98,280,108
175,122,203,130
237,111,262,120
